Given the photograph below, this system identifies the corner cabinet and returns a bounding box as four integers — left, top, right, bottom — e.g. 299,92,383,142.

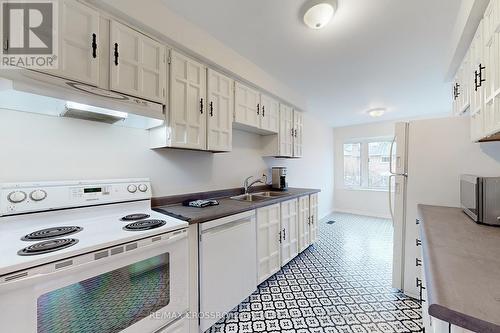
109,20,167,103
207,69,233,152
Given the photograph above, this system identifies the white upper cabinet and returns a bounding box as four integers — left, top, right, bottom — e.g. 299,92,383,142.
256,204,282,284
168,50,207,150
42,0,100,85
470,20,486,142
280,199,298,266
279,104,294,157
110,20,166,103
260,94,280,133
452,50,471,116
293,110,304,158
234,82,260,128
207,69,233,152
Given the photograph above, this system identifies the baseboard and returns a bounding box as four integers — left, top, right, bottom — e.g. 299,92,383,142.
333,208,391,220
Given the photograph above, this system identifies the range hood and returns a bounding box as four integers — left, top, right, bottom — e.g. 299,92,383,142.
0,69,165,129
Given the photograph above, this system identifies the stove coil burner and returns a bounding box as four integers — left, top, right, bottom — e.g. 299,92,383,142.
123,219,166,231
21,226,83,241
18,239,79,256
121,213,151,221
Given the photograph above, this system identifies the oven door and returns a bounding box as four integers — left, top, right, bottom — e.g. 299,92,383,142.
0,229,188,333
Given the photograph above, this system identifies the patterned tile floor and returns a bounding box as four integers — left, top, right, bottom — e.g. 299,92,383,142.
208,213,422,333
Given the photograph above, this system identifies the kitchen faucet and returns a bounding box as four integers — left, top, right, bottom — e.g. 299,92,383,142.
244,174,268,194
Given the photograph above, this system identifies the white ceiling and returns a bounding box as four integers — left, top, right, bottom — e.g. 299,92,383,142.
160,0,461,127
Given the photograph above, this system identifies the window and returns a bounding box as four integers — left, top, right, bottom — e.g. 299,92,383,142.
343,139,393,190
343,143,361,187
368,141,392,189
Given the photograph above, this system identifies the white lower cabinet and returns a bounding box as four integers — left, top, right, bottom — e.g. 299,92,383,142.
280,199,299,266
298,194,319,252
309,193,319,243
256,204,282,284
298,196,310,252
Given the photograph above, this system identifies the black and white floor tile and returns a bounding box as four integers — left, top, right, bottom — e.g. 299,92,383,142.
208,213,422,333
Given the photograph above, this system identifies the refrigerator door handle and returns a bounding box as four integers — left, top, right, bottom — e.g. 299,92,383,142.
389,135,396,175
389,174,395,225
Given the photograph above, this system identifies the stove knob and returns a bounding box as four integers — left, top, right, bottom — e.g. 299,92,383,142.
138,184,148,192
30,190,47,202
8,191,27,203
127,184,137,193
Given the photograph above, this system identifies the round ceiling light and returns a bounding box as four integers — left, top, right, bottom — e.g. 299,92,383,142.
303,0,337,30
367,108,387,118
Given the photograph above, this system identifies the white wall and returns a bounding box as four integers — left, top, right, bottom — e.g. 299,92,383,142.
403,116,500,296
0,108,335,218
333,121,395,218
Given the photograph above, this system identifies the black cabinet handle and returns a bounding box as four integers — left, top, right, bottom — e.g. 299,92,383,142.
200,98,204,114
416,258,422,267
416,239,422,246
291,128,294,137
262,105,265,117
91,33,97,59
416,277,422,288
416,219,420,225
209,101,213,117
114,43,119,66
294,129,298,137
283,228,286,240
279,231,282,243
257,104,260,115
479,64,486,87
3,39,9,51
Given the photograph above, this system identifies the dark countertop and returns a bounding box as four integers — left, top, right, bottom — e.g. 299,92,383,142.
418,205,500,333
153,188,320,224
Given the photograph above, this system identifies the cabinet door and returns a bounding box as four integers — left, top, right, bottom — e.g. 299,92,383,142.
110,20,166,103
207,69,233,152
483,1,500,136
298,196,310,252
309,193,319,244
257,204,281,284
280,199,298,266
293,110,304,157
169,50,207,150
234,82,260,128
279,104,294,157
45,0,100,85
260,94,279,133
470,20,485,141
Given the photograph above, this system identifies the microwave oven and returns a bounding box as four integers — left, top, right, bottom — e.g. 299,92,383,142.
460,175,500,226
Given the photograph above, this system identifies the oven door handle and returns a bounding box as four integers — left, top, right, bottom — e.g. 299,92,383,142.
0,229,188,287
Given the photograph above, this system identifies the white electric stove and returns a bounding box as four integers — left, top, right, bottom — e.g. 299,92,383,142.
0,179,189,333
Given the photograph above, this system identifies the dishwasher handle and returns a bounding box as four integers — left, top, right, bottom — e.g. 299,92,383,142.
201,218,251,236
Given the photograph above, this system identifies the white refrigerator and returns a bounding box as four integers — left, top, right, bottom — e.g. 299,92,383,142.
389,122,409,294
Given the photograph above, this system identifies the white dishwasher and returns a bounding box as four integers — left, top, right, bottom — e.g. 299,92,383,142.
199,210,257,332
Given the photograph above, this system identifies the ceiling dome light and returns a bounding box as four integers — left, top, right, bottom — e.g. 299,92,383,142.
303,0,337,30
367,108,387,118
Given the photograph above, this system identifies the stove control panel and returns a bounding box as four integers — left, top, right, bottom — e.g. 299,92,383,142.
0,179,152,216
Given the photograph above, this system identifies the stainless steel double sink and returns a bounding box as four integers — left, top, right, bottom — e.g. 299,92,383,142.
230,191,289,202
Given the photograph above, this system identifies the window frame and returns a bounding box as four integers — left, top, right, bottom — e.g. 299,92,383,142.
343,137,394,192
